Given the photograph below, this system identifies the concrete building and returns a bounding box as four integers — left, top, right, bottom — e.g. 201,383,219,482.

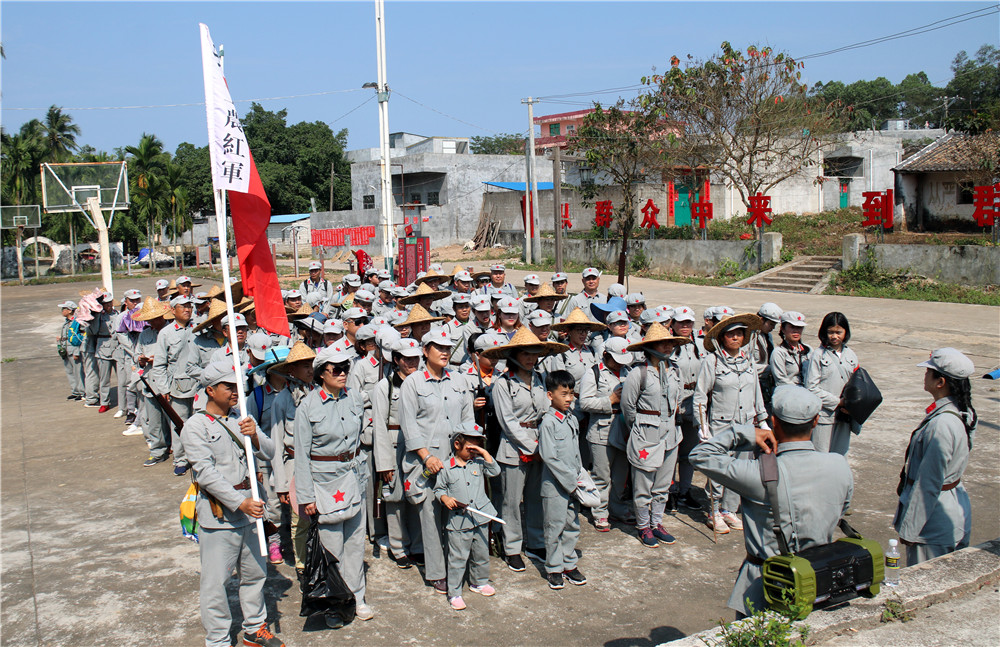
267,213,311,253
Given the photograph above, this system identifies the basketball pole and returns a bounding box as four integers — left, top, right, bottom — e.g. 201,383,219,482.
15,225,24,285
86,197,114,296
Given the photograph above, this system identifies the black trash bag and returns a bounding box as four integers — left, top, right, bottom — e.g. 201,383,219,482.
840,367,883,425
299,521,356,623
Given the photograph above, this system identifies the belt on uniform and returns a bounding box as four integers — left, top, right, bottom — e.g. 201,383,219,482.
284,447,295,459
637,408,660,416
519,421,539,429
745,552,765,566
310,450,358,462
907,478,961,491
387,424,401,430
683,382,696,390
95,334,111,339
611,405,621,413
233,477,252,491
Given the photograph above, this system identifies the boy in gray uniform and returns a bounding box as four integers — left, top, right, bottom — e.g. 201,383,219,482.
113,289,143,424
58,301,86,400
151,295,196,476
85,292,117,411
538,370,587,590
182,360,282,647
435,422,501,609
690,385,852,618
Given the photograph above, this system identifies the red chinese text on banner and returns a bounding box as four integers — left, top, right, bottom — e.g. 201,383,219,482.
595,200,614,228
561,203,572,229
746,193,773,228
639,199,660,229
861,190,894,229
973,183,1000,227
692,199,713,229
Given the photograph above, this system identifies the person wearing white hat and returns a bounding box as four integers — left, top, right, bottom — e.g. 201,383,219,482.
373,280,397,316
151,295,198,476
294,342,375,624
112,289,144,423
894,348,978,565
566,268,606,322
476,263,516,299
322,319,345,347
607,282,627,299
453,296,494,368
181,360,283,647
300,261,334,311
353,289,376,316
372,337,425,569
668,306,705,512
803,312,860,455
578,336,634,531
82,291,117,412
752,303,782,412
155,279,171,302
769,312,811,387
689,384,853,619
175,275,198,297
592,309,640,360
58,301,86,400
347,324,385,544
495,297,522,340
207,314,251,373
397,327,475,594
131,297,174,467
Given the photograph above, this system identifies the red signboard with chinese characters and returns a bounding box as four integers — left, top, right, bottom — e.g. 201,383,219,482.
639,199,660,229
692,199,713,229
396,236,428,286
861,190,894,229
561,203,572,229
973,183,1000,227
746,193,773,228
311,226,376,247
594,200,613,228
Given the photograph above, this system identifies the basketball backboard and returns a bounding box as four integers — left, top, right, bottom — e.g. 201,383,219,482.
0,205,42,229
40,161,129,227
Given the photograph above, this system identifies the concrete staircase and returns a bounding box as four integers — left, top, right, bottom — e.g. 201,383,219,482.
729,255,841,293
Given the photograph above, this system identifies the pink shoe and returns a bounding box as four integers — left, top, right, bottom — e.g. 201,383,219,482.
469,583,496,597
449,595,466,610
268,540,283,565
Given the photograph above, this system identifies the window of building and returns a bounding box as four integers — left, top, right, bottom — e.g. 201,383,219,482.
410,193,421,204
957,181,975,205
442,140,456,154
427,191,440,205
363,195,375,210
566,124,576,134
549,123,561,136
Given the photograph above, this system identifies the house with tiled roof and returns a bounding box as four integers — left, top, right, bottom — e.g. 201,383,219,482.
893,133,991,230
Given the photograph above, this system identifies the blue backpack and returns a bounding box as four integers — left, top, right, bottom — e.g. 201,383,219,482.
67,320,85,347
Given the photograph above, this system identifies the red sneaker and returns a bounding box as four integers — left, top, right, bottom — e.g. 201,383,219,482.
98,405,111,413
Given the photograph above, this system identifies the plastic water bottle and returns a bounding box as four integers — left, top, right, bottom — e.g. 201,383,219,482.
414,467,434,490
885,539,901,586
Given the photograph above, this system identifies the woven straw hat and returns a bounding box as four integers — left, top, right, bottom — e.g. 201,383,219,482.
267,341,316,374
393,303,444,328
481,326,569,360
192,299,230,333
131,296,172,322
626,322,691,352
415,267,453,285
234,296,255,313
703,313,761,353
205,284,225,300
397,282,450,306
449,264,466,278
551,307,607,332
524,283,569,304
285,303,314,320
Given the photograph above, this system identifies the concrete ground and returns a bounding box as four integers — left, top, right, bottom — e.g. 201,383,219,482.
1,270,998,646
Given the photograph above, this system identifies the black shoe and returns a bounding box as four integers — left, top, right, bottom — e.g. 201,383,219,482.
243,625,284,646
73,395,84,401
524,546,547,563
665,493,678,512
324,614,344,629
432,578,448,594
409,552,425,567
506,554,526,572
547,572,565,590
394,554,413,569
173,464,189,477
678,492,703,511
563,568,587,586
124,415,136,425
143,455,167,467
66,395,76,400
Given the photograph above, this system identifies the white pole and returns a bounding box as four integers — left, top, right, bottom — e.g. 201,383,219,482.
522,138,533,264
87,197,113,295
375,0,394,274
527,100,541,263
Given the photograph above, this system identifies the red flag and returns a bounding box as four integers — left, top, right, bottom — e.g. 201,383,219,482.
228,153,289,336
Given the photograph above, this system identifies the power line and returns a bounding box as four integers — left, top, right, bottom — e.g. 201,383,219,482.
2,87,367,112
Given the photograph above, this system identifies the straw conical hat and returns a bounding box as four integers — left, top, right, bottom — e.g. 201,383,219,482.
626,322,691,352
192,299,230,333
286,303,314,320
211,281,244,302
268,341,317,374
551,307,607,332
481,325,569,360
166,279,179,295
131,296,172,322
471,270,490,281
393,303,444,328
524,283,568,303
205,284,225,299
414,267,452,285
704,313,761,353
397,282,450,306
234,296,255,313
449,264,466,277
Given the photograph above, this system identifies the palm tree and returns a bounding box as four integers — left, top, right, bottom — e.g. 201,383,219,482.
42,106,81,162
133,174,169,267
125,133,164,190
125,133,166,269
1,121,46,206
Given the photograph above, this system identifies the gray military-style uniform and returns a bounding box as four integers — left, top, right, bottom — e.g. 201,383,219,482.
86,309,116,406
672,339,704,497
112,309,140,417
60,318,85,397
347,351,383,541
434,454,501,597
690,424,852,615
893,397,974,565
538,408,582,574
294,386,368,605
566,291,606,322
769,342,811,387
578,361,631,521
621,358,682,530
299,277,334,310
184,332,225,413
182,409,275,647
267,380,314,570
803,345,859,455
152,320,196,467
136,326,170,461
399,368,474,582
693,349,768,513
245,378,282,530
492,369,549,556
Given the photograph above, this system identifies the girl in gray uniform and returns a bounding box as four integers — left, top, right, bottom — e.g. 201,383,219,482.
294,342,374,625
804,312,859,455
694,314,769,535
58,301,85,400
669,306,705,512
894,348,978,565
769,311,810,387
622,323,690,548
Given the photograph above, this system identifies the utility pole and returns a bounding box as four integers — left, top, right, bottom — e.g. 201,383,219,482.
374,0,394,276
942,95,961,128
522,138,533,264
522,97,541,264
552,145,563,272
329,163,336,211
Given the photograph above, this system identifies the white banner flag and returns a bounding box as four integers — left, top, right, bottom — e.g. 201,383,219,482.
200,23,250,195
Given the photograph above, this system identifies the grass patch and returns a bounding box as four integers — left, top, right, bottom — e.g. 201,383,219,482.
2,357,16,363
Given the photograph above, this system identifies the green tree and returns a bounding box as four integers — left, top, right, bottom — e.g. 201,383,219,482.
125,133,168,258
470,133,526,155
811,77,900,130
172,142,213,215
898,72,943,125
41,106,81,162
946,44,1000,134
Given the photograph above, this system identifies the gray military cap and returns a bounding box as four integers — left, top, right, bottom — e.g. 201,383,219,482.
772,385,821,424
355,324,377,341
917,348,975,379
526,310,553,327
757,302,782,323
203,360,239,386
453,421,486,439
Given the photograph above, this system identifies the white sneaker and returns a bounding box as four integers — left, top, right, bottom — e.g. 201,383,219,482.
113,409,125,419
721,511,744,531
122,424,143,436
355,602,374,621
707,513,731,534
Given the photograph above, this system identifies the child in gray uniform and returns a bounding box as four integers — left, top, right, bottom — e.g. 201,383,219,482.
435,422,501,610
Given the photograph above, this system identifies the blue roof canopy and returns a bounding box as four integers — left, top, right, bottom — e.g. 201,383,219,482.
483,181,554,191
269,213,311,224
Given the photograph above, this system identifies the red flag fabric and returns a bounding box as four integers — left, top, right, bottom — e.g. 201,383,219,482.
228,152,289,337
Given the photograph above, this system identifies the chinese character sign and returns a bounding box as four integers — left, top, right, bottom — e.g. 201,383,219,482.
861,189,894,229
560,203,573,229
746,193,773,228
594,200,613,228
973,183,1000,228
201,25,250,194
692,198,713,229
639,199,660,229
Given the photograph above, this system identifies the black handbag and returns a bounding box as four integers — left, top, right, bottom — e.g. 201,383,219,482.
299,522,356,623
839,367,882,425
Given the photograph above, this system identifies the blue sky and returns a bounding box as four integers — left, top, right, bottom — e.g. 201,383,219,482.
2,1,997,155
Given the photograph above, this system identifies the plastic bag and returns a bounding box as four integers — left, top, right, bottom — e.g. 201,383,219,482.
299,521,356,623
840,367,882,425
179,482,200,543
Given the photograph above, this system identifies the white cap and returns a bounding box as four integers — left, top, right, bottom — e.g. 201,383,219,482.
343,274,362,287
497,298,520,314
176,275,192,284
58,300,77,310
378,280,395,292
313,343,353,368
202,360,238,386
526,310,553,327
551,272,568,283
780,311,807,326
640,309,672,325
605,310,630,324
452,293,472,305
123,289,142,300
354,289,375,302
323,319,345,335
490,263,506,272
757,302,783,323
155,279,170,290
170,295,193,307
454,271,473,283
523,274,541,286
475,333,506,352
309,261,322,271
342,307,368,321
772,385,822,424
917,347,976,379
222,313,248,328
603,337,634,366
377,269,391,280
355,324,377,341
422,326,456,347
471,296,491,312
673,306,696,322
393,337,423,358
429,263,443,273
582,267,601,278
607,283,627,298
247,332,272,360
625,293,646,306
284,289,302,299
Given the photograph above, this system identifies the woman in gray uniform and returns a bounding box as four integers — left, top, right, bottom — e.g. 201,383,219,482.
769,311,810,387
894,348,978,565
294,342,374,625
803,312,859,455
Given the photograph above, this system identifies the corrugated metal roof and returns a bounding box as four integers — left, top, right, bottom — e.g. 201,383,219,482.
269,213,311,224
894,133,983,173
483,181,555,191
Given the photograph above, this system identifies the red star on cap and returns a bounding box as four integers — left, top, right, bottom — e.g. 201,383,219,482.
639,449,649,460
333,490,346,503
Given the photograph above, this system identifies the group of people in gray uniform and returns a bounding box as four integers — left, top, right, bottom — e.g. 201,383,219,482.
56,263,980,645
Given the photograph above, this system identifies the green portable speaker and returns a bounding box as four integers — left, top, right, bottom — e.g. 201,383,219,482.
762,537,884,619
